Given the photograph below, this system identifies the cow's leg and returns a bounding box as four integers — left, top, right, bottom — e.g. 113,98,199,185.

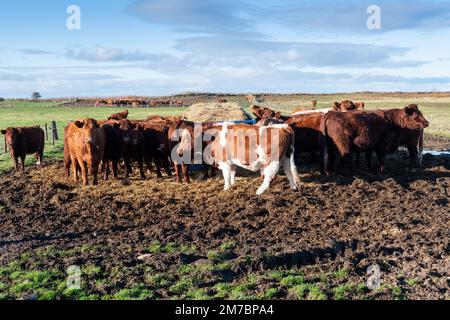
70,156,78,182
20,155,26,170
230,165,237,186
219,162,232,190
154,157,163,178
138,159,146,179
181,163,190,183
174,164,181,183
365,150,373,171
376,151,386,173
257,161,280,195
355,152,360,167
102,161,108,180
35,152,41,166
92,164,99,185
282,155,299,191
407,144,419,170
111,161,118,178
163,158,172,177
79,161,88,186
13,156,19,171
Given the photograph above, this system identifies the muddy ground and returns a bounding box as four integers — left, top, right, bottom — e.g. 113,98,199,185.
0,142,448,300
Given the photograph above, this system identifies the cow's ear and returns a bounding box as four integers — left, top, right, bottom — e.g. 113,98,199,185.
1,129,6,135
333,102,340,110
74,120,84,128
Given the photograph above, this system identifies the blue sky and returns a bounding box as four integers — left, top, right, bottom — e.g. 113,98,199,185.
1,0,450,97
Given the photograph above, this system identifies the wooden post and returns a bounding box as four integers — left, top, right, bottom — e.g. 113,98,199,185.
51,121,58,146
45,123,48,141
3,136,7,154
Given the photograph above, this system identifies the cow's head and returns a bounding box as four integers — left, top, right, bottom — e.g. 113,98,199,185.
74,118,101,145
397,104,429,130
176,127,194,158
1,127,20,152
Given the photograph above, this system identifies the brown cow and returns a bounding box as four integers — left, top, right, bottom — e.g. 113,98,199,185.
320,104,429,174
286,113,324,162
1,126,44,170
66,119,106,185
251,105,289,121
207,123,299,195
108,109,129,120
332,100,365,112
140,123,172,178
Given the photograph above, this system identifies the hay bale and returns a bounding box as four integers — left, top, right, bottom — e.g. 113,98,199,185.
183,102,251,122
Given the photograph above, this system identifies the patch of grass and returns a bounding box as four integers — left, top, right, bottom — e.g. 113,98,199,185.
113,284,154,300
147,241,164,253
82,265,102,277
214,283,233,298
280,275,305,287
0,261,22,276
291,283,327,300
146,273,174,289
333,283,355,300
406,278,419,286
185,288,212,300
229,284,255,300
170,278,194,295
332,268,349,280
220,241,236,251
260,287,279,299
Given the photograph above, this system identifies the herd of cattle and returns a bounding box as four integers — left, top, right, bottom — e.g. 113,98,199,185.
1,100,429,194
95,98,184,108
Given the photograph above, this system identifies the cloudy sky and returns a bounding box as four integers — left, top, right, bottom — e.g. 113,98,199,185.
1,0,450,97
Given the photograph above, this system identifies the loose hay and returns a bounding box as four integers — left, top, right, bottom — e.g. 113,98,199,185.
183,102,251,122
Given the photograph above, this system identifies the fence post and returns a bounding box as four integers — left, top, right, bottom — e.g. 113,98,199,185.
45,123,48,141
3,136,7,154
51,121,58,146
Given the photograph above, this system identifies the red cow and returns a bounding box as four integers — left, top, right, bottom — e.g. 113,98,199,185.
1,126,45,171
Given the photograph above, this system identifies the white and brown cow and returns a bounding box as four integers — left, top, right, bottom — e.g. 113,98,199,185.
206,123,300,195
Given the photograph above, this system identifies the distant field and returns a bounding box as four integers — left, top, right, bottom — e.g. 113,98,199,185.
0,94,449,174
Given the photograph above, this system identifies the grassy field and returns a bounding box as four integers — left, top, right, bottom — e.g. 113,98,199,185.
0,94,449,174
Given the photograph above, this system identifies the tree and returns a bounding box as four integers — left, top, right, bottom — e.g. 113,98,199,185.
31,92,41,100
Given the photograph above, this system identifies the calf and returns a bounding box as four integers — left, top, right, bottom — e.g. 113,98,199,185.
208,123,299,195
66,119,106,185
320,104,429,174
1,126,45,171
108,109,129,120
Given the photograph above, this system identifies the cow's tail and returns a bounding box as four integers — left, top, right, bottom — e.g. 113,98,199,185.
319,113,330,175
288,128,300,185
418,129,424,167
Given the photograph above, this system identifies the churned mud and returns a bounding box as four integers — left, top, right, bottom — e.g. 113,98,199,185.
0,144,448,299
